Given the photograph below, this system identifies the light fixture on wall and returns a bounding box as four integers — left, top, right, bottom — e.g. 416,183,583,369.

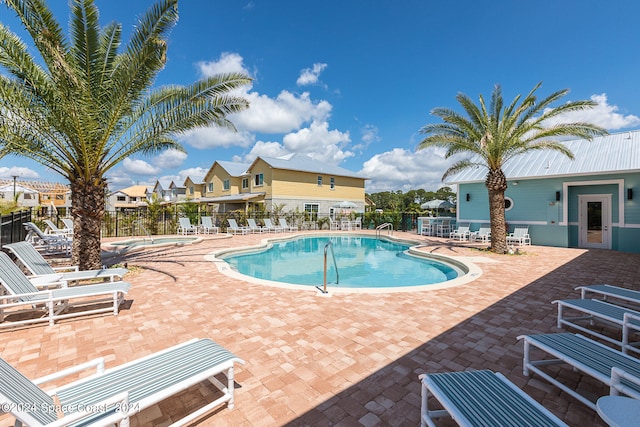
628,188,634,200
466,193,471,202
555,191,561,202
512,181,519,186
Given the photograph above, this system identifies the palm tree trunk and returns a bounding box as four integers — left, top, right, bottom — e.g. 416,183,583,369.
70,177,106,270
488,189,508,254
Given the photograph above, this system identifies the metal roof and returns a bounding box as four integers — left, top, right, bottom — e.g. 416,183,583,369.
197,192,265,203
446,130,640,184
256,153,367,179
217,160,252,177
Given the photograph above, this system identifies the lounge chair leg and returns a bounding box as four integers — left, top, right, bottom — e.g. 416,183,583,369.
227,366,236,409
523,340,530,376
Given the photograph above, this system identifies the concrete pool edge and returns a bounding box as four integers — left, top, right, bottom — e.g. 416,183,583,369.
205,233,483,294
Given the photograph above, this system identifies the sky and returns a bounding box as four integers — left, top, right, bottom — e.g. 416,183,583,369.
1,0,640,193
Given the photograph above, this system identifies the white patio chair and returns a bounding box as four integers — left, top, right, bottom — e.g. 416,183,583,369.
5,241,128,285
279,218,298,232
177,217,198,235
472,226,491,243
200,216,218,234
263,218,283,233
23,222,71,255
43,219,72,237
507,225,531,246
449,223,471,241
247,218,266,233
227,218,249,235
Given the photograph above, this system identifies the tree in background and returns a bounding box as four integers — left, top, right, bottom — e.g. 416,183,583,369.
419,83,606,253
0,0,251,269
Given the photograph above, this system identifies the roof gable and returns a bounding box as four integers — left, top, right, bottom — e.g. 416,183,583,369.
250,153,366,179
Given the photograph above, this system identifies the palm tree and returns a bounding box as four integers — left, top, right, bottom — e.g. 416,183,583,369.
419,83,606,254
0,0,251,269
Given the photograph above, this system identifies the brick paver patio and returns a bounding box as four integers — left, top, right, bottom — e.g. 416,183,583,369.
2,230,639,426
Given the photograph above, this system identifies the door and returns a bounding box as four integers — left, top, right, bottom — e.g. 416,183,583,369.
578,194,611,249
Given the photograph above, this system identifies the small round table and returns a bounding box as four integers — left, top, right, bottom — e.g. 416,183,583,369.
597,396,640,427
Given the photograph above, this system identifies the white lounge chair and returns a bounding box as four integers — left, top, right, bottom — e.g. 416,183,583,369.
227,218,249,235
353,217,362,230
199,216,218,234
0,338,244,427
5,241,128,285
247,218,266,233
419,370,568,427
507,225,531,246
263,218,283,233
279,218,298,232
23,222,71,255
43,219,72,237
449,223,471,241
61,218,74,231
554,298,640,354
329,217,340,230
0,252,130,328
519,332,640,410
472,226,491,243
177,217,198,235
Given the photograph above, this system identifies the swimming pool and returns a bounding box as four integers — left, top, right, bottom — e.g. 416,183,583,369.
212,234,481,292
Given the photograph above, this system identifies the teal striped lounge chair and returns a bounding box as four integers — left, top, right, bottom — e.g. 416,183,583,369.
419,370,568,426
554,298,640,354
519,332,640,410
0,252,130,328
0,338,244,427
577,284,640,307
5,242,128,285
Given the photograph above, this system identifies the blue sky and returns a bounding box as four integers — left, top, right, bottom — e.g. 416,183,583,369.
2,0,640,192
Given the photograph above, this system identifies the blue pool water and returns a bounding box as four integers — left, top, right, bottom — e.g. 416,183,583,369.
222,235,460,288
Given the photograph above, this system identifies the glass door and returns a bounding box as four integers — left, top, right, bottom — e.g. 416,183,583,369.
578,194,611,249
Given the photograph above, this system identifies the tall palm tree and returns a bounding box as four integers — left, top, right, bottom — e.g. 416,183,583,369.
0,0,251,269
419,83,606,254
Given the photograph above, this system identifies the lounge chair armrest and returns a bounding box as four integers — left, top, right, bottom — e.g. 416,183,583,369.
610,367,640,399
52,265,80,272
45,391,129,427
34,357,106,386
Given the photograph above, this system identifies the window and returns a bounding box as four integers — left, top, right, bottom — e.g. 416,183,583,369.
208,183,213,192
117,196,126,201
223,179,230,191
42,195,51,201
330,177,335,190
304,203,319,221
254,173,264,186
242,178,249,189
504,196,514,211
23,193,33,200
317,176,323,186
189,186,194,195
130,197,137,202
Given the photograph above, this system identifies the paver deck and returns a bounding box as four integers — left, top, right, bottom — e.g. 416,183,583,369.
2,230,639,426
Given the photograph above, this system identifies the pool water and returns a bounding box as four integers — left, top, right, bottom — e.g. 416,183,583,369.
222,235,460,288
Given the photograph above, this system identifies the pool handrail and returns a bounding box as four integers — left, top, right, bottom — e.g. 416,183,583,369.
376,223,393,238
318,240,339,294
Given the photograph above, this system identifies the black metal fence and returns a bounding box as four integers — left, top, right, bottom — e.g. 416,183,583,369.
1,208,426,246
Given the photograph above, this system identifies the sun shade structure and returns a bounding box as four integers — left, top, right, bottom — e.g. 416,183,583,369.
420,199,454,210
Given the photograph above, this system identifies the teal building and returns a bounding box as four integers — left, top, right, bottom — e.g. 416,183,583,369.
447,131,640,253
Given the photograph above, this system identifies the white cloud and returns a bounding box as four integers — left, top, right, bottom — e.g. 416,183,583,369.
122,158,160,176
153,148,188,169
361,147,454,193
283,120,352,164
197,52,253,80
176,167,208,184
179,127,255,150
297,63,327,86
0,166,40,180
545,93,640,130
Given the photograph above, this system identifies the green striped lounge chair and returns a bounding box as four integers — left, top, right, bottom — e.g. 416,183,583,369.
0,338,244,426
0,252,130,328
419,370,568,426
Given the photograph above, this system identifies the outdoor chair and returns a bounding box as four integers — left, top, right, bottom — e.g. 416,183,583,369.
436,219,451,237
329,217,340,230
0,252,130,328
507,225,531,246
449,223,471,241
419,370,568,427
247,218,266,233
61,218,74,232
519,332,640,410
279,218,298,232
353,217,362,230
199,216,218,234
472,226,491,243
227,218,249,235
177,217,198,235
43,219,72,238
5,241,128,285
23,222,71,255
263,218,283,233
0,338,244,427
